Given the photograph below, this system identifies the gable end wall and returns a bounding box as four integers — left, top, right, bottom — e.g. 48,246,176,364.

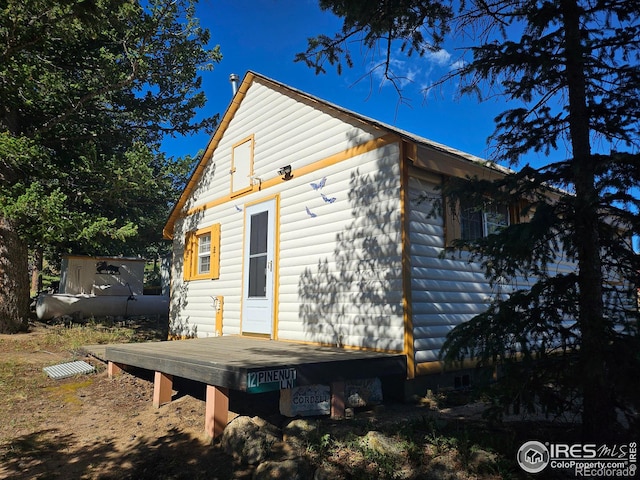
170,80,405,352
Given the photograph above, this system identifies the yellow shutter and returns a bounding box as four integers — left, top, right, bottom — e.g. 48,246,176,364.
209,223,221,279
183,231,195,281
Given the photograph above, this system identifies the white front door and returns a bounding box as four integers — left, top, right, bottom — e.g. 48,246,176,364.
241,199,276,335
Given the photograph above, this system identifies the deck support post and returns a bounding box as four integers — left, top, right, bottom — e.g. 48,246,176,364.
205,385,229,441
107,361,124,378
153,371,173,408
331,380,346,419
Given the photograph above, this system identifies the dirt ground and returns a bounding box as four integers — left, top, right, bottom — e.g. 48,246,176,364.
0,322,260,479
0,321,519,480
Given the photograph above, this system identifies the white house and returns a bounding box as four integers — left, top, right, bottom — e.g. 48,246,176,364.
163,71,574,385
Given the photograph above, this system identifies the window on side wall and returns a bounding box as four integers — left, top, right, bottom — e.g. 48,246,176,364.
460,200,510,241
184,224,221,281
445,197,515,246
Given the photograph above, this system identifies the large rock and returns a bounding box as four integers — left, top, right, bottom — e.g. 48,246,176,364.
220,416,281,465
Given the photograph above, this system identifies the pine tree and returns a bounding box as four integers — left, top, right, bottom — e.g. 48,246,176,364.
0,0,221,332
300,0,640,440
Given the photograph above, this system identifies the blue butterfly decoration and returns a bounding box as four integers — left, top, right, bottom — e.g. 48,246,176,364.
321,193,336,203
310,177,326,190
234,205,242,212
305,206,317,218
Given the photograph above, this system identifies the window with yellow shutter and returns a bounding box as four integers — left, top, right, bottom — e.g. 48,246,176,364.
183,224,220,280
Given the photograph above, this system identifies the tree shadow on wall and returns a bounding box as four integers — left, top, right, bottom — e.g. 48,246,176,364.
168,186,208,339
298,147,404,352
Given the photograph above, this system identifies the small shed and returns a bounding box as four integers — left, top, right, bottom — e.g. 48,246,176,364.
37,255,170,321
59,255,145,296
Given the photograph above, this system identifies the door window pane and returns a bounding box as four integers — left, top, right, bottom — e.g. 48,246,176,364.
248,211,268,297
250,212,268,255
248,256,267,297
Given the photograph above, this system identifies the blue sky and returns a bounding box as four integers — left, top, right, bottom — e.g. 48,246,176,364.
162,0,540,167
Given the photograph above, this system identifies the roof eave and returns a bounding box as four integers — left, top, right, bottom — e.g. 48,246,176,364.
163,72,257,239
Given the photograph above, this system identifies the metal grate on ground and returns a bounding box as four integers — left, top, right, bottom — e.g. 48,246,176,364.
43,360,95,380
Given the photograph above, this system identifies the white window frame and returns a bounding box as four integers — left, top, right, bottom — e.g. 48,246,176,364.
183,224,221,281
197,233,211,275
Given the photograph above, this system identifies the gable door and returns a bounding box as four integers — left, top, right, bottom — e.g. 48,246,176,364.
241,199,276,336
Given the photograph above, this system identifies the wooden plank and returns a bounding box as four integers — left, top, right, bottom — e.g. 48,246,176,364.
82,344,107,360
330,381,345,419
102,336,406,391
107,361,124,378
105,335,397,357
153,372,173,408
205,385,229,440
104,349,246,387
103,336,402,366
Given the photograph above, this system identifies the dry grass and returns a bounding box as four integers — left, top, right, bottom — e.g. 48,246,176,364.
0,320,160,432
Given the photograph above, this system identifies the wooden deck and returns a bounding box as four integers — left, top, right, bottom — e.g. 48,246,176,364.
94,336,407,440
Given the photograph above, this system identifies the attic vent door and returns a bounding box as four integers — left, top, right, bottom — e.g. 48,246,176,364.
241,199,276,336
231,136,254,195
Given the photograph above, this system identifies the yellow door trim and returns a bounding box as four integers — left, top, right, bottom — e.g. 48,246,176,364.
239,194,281,339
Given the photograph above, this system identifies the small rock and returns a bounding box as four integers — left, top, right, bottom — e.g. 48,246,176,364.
253,458,311,480
426,454,459,480
469,448,497,473
360,431,405,457
313,466,335,480
346,378,383,407
282,418,321,452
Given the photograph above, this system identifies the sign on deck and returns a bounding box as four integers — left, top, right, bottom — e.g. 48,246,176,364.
246,367,297,393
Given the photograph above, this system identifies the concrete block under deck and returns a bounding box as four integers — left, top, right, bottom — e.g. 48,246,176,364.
105,336,406,440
